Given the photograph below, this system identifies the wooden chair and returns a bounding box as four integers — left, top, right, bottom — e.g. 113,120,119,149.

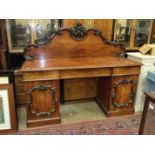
139,91,155,135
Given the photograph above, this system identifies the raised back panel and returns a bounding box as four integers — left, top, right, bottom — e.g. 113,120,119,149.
24,23,125,60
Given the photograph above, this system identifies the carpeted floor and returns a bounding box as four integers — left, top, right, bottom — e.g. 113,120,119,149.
17,114,141,135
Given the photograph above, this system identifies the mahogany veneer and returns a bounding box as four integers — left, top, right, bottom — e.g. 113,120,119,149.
20,23,141,128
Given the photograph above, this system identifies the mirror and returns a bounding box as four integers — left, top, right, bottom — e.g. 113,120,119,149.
7,19,58,52
35,19,56,40
134,19,151,47
113,19,132,46
10,19,31,49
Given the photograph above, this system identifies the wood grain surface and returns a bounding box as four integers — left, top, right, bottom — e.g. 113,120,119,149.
21,57,141,72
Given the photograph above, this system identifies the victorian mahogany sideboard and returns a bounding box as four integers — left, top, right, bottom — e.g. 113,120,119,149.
20,23,141,128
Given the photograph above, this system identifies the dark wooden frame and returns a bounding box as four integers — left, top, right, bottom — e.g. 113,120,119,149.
0,84,17,134
0,70,16,98
0,70,14,83
139,91,155,135
150,20,155,43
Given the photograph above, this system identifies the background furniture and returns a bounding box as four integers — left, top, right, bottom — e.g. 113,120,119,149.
6,19,59,53
139,91,155,135
20,23,141,128
0,84,17,134
127,52,155,112
150,20,155,43
0,19,7,70
0,70,17,134
114,19,153,50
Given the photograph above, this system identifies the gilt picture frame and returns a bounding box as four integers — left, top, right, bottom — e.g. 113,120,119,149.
0,84,16,134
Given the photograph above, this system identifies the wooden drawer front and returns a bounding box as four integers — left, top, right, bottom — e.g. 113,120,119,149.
15,75,24,94
112,67,140,76
23,71,59,81
15,75,26,106
59,68,111,79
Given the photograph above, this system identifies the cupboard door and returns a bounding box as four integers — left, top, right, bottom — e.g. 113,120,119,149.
25,80,60,117
110,76,138,111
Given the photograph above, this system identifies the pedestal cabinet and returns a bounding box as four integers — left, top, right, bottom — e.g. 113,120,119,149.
23,80,61,127
97,75,138,117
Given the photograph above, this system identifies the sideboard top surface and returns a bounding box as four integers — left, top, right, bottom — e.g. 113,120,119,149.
21,57,141,72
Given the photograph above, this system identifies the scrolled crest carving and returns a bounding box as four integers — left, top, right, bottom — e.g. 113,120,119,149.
23,44,38,60
70,23,87,41
23,22,126,60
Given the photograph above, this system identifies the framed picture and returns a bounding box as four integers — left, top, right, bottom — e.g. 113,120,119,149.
0,84,16,134
0,70,14,84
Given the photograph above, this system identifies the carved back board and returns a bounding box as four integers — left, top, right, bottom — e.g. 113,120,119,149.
24,23,125,60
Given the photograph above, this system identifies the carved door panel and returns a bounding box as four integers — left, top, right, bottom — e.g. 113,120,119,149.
25,80,60,117
110,76,138,111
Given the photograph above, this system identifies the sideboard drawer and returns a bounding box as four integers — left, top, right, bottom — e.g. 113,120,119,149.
23,71,59,81
113,67,140,76
59,68,112,79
